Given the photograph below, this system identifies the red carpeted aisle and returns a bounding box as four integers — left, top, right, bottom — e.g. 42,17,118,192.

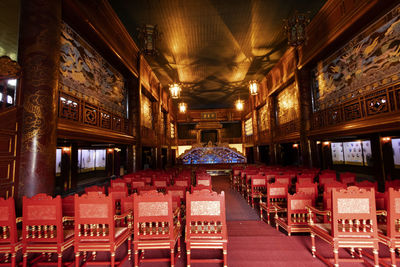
56,175,388,266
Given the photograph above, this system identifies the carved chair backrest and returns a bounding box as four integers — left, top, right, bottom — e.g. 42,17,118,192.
186,190,227,240
296,182,318,202
196,175,211,187
323,181,346,194
340,172,356,185
283,171,297,179
174,178,190,189
111,178,127,190
108,187,128,200
166,186,186,203
323,182,347,210
84,185,105,194
138,186,158,195
297,174,314,184
265,171,280,182
275,174,291,184
191,185,212,193
120,195,134,215
62,195,75,217
22,194,64,244
318,173,336,185
123,175,133,184
250,176,267,194
153,178,168,188
385,180,400,191
355,180,378,191
386,188,400,237
287,192,315,226
141,176,152,185
133,191,173,241
267,183,288,207
331,186,378,238
131,179,146,191
0,197,18,244
74,192,115,242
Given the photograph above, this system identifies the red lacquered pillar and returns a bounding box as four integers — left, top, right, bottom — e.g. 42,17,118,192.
17,0,61,201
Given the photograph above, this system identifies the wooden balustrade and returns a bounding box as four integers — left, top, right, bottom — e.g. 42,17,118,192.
58,91,130,135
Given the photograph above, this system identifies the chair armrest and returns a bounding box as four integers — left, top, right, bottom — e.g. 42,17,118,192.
16,217,22,224
62,216,74,222
376,210,387,216
306,205,330,216
174,207,181,218
272,204,286,213
114,210,131,221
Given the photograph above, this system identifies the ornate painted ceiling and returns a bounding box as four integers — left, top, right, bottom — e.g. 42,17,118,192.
110,0,326,109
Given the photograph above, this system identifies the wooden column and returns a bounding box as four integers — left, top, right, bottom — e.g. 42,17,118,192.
268,96,277,165
127,75,139,173
134,56,143,170
295,64,313,168
17,0,61,201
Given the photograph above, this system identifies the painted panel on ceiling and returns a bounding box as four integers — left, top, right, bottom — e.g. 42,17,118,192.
60,22,126,116
312,5,400,110
276,83,299,125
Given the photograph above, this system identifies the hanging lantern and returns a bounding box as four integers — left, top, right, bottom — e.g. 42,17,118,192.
138,24,161,55
169,83,181,99
178,102,187,113
249,80,259,95
235,99,244,111
284,11,310,47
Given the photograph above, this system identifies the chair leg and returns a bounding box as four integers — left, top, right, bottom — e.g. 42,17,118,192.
111,252,115,267
333,247,339,266
390,248,396,267
223,248,228,267
186,249,190,267
373,248,379,267
23,252,28,267
11,253,16,267
58,253,62,267
128,236,132,261
134,250,139,267
75,252,80,267
310,233,316,257
170,248,175,267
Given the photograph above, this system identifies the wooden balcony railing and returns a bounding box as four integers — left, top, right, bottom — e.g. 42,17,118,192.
276,120,300,137
312,83,400,130
58,91,130,135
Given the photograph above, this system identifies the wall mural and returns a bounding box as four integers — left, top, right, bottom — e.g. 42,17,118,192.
276,83,299,125
141,95,153,129
312,6,400,110
60,22,126,116
257,102,269,132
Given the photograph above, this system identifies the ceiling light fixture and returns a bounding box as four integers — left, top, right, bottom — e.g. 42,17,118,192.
178,102,187,113
249,80,259,95
169,83,181,99
137,24,161,56
235,98,244,111
284,10,310,47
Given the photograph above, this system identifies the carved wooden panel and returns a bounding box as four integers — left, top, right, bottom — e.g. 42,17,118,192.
337,198,370,214
257,102,269,132
276,83,299,126
26,205,57,220
79,203,109,218
138,202,168,217
60,22,126,117
141,95,153,129
191,201,221,216
311,5,400,110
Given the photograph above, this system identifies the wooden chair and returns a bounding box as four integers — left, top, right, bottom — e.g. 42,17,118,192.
22,194,74,267
173,178,190,191
62,195,75,217
109,188,128,214
296,182,318,204
275,174,291,185
307,186,380,266
275,192,315,236
375,188,400,266
248,176,267,207
84,185,105,194
385,179,400,191
130,179,146,194
74,192,131,267
318,173,336,186
152,178,169,193
137,186,158,195
190,185,212,193
166,186,187,207
132,191,181,267
0,198,21,267
355,180,378,191
110,178,127,191
260,183,288,224
297,174,315,184
196,174,211,187
339,172,356,185
185,190,228,267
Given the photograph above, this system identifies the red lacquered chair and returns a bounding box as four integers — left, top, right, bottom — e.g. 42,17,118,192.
84,185,105,194
22,194,74,267
110,178,127,191
376,188,400,266
297,174,315,184
152,179,169,193
339,172,356,185
132,191,181,267
74,192,131,267
62,195,75,217
190,185,212,193
138,186,158,195
122,175,134,184
322,182,346,222
185,190,227,267
166,186,186,207
296,182,318,203
275,192,315,236
385,179,400,191
109,188,129,214
173,178,190,191
318,172,336,186
130,179,146,194
307,187,379,266
0,198,21,267
248,176,267,207
196,174,211,187
355,180,378,191
260,183,289,224
275,174,291,185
